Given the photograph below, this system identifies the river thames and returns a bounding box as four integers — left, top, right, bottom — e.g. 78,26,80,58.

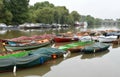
0,25,120,77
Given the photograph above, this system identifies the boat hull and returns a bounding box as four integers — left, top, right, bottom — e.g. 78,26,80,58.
54,36,79,43
59,41,94,53
0,54,50,72
5,41,50,51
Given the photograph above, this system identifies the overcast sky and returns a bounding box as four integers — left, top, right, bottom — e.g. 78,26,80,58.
29,0,120,20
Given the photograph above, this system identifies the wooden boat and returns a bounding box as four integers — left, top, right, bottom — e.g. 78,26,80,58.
54,36,78,43
0,41,30,59
5,39,50,51
82,42,110,54
7,34,55,42
59,41,94,53
0,47,66,72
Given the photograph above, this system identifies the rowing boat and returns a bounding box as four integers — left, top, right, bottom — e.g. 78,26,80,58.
5,39,50,51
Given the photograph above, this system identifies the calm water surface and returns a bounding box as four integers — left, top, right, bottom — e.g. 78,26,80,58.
0,26,120,77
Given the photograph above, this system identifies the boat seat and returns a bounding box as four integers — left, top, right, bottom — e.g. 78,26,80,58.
8,42,26,46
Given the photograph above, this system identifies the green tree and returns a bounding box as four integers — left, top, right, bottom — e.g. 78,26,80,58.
54,6,69,24
35,7,54,24
0,0,4,23
27,6,37,23
67,14,74,25
0,0,12,25
70,11,81,24
33,1,54,10
85,15,95,25
94,18,102,25
4,0,29,25
29,1,55,23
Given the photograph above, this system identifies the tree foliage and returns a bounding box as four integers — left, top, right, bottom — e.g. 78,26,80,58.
3,0,29,25
70,11,81,22
34,1,54,10
0,1,103,26
0,0,4,23
35,7,54,24
53,6,69,24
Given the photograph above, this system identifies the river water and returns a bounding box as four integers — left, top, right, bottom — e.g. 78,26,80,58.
0,25,120,77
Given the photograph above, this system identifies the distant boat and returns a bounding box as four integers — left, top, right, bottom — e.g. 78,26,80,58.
79,21,88,28
74,21,88,29
83,21,88,28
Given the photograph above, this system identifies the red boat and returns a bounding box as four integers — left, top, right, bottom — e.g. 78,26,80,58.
54,36,78,43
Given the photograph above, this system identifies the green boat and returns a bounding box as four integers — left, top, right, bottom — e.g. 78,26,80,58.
58,41,94,53
5,40,50,51
0,41,31,59
0,51,30,59
82,42,110,54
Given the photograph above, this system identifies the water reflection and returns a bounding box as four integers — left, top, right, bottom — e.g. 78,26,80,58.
112,43,120,48
0,25,120,39
80,50,110,59
0,58,63,77
88,25,119,31
0,30,7,34
24,75,42,77
0,28,71,39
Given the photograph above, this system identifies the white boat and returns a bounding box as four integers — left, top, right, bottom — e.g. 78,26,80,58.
98,35,117,43
79,36,92,42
